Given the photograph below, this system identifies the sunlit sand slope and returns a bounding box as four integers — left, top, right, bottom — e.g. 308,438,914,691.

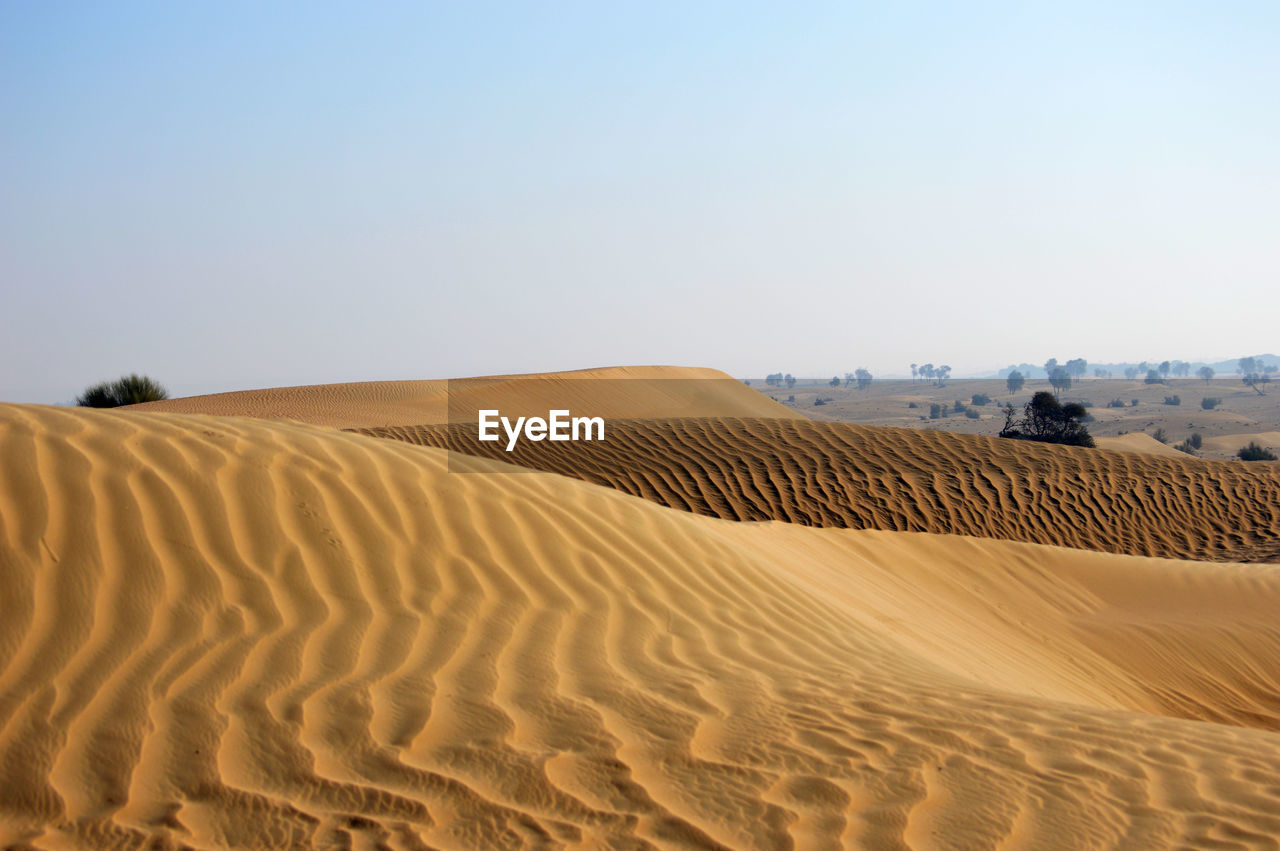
130,366,800,428
3,404,1280,848
361,417,1280,563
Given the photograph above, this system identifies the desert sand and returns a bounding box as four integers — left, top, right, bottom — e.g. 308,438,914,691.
363,417,1280,563
3,368,1280,848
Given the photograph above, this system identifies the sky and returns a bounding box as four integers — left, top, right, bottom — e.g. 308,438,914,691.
3,1,1278,402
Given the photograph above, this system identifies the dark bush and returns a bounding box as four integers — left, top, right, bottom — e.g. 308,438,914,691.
76,374,168,407
1201,397,1221,410
964,409,980,419
813,397,833,406
999,391,1095,447
1107,398,1126,408
929,403,942,419
971,393,991,406
1151,428,1168,444
1131,399,1139,407
907,401,919,409
1187,433,1203,449
1163,395,1181,406
954,400,966,412
1238,442,1277,461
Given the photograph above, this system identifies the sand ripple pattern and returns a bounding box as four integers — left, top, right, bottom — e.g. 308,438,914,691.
362,417,1280,563
4,405,1280,848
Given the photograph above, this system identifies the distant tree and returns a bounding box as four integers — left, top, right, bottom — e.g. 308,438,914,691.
830,376,841,387
1043,357,1059,378
785,374,796,388
1094,368,1108,378
1144,370,1163,385
999,391,1095,447
1239,356,1258,376
766,372,783,387
1048,367,1072,394
910,363,918,382
1238,442,1277,461
844,372,856,388
1065,358,1087,381
920,363,935,384
1197,366,1215,384
76,374,169,408
1006,370,1026,394
1123,366,1140,380
1159,360,1171,379
934,365,951,386
855,368,874,390
1172,360,1191,378
1138,361,1150,375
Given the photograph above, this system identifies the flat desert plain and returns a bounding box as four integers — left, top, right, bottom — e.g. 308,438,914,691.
2,366,1280,849
768,377,1280,462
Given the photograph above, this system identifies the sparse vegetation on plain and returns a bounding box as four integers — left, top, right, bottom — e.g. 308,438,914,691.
1238,442,1277,461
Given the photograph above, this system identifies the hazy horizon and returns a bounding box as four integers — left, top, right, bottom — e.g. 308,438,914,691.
4,2,1278,404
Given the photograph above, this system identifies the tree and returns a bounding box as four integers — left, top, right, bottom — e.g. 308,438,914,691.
999,391,1094,447
910,363,918,383
1239,356,1258,376
1197,366,1215,384
1065,358,1087,381
855,368,874,390
1123,366,1140,380
1173,360,1191,378
76,374,169,407
785,374,796,388
1043,358,1058,378
1048,367,1071,394
1159,360,1171,379
934,365,951,386
830,376,841,387
920,363,935,384
1243,371,1269,396
1006,370,1025,394
1144,370,1163,385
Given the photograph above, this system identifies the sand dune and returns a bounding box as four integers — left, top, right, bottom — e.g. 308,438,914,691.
3,403,1280,848
361,417,1280,564
1093,432,1190,458
130,366,800,428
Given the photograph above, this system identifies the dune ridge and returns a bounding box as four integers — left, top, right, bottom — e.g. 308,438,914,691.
3,404,1280,848
359,417,1280,564
130,366,801,428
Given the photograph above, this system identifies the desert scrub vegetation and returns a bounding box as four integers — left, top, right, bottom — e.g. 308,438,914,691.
76,374,169,407
1201,397,1222,410
999,391,1095,448
1238,442,1278,462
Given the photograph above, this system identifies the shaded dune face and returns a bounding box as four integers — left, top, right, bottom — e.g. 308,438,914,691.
4,405,1280,848
357,417,1280,564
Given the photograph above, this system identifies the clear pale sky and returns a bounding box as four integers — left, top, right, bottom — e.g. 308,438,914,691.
3,2,1277,402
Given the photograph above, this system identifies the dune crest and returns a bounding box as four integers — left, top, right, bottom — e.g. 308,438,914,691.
129,366,800,428
3,404,1280,848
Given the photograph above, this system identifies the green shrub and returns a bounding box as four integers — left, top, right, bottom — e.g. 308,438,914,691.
1201,397,1221,410
998,391,1095,447
1107,398,1126,408
1238,442,1277,461
964,409,980,419
907,401,918,408
971,393,991,406
929,403,942,419
76,374,168,407
1163,395,1181,406
1188,433,1203,449
1151,428,1168,444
